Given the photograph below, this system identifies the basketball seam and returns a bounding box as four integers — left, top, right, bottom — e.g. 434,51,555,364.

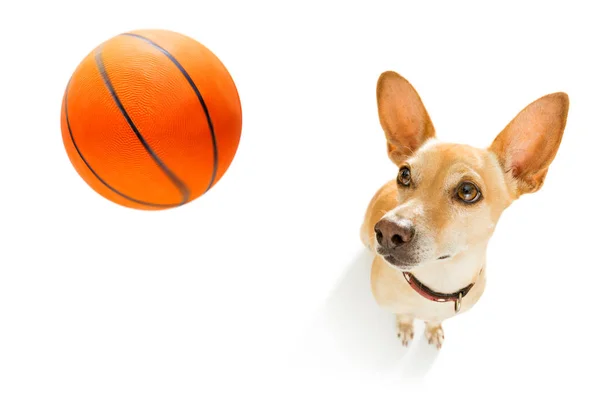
121,32,219,194
63,79,179,209
94,46,191,205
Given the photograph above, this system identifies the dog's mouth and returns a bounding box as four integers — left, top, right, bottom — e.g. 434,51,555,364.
379,248,452,270
382,254,418,271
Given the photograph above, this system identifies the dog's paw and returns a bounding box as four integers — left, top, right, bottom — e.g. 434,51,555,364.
425,324,444,349
396,323,414,347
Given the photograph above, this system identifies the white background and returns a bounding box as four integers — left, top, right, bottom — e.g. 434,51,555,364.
1,0,599,398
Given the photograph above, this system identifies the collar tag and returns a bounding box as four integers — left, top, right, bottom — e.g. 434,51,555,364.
454,291,463,313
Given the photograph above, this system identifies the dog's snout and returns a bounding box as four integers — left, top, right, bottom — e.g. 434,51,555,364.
374,218,415,249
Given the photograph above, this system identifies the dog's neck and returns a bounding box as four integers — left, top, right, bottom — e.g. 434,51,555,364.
410,243,487,293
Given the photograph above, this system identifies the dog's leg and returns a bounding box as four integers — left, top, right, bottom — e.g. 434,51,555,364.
395,315,414,346
424,321,444,349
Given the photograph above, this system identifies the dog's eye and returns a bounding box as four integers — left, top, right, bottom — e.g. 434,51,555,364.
457,181,481,203
397,167,411,187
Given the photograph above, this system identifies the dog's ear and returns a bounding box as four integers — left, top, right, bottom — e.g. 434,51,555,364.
376,71,436,165
489,92,569,196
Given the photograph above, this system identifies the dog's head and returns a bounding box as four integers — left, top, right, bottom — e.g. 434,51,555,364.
374,71,569,270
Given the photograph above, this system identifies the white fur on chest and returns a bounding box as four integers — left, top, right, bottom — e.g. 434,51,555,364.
371,254,487,322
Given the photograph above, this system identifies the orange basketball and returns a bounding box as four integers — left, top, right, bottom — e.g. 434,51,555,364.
60,29,242,210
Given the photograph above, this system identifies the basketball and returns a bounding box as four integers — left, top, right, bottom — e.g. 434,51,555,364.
60,29,242,210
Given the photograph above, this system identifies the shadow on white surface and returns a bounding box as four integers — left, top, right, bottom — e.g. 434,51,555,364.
293,249,439,381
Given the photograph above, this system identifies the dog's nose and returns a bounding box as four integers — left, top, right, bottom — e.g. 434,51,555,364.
374,218,415,248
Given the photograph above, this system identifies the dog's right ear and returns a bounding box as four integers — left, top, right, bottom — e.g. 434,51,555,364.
489,92,569,196
376,71,436,165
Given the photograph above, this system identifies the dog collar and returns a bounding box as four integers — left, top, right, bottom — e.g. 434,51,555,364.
402,270,480,313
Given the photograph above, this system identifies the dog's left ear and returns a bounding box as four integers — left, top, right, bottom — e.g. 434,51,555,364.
376,71,436,165
489,92,569,196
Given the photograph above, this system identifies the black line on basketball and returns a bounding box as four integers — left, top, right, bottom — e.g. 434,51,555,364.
121,32,219,194
64,79,179,209
94,46,191,205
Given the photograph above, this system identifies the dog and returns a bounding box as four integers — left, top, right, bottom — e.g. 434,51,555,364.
360,71,569,349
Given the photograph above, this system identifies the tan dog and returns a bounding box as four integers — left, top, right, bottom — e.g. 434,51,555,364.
360,71,569,349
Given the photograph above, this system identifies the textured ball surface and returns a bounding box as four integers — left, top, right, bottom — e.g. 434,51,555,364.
61,29,242,210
